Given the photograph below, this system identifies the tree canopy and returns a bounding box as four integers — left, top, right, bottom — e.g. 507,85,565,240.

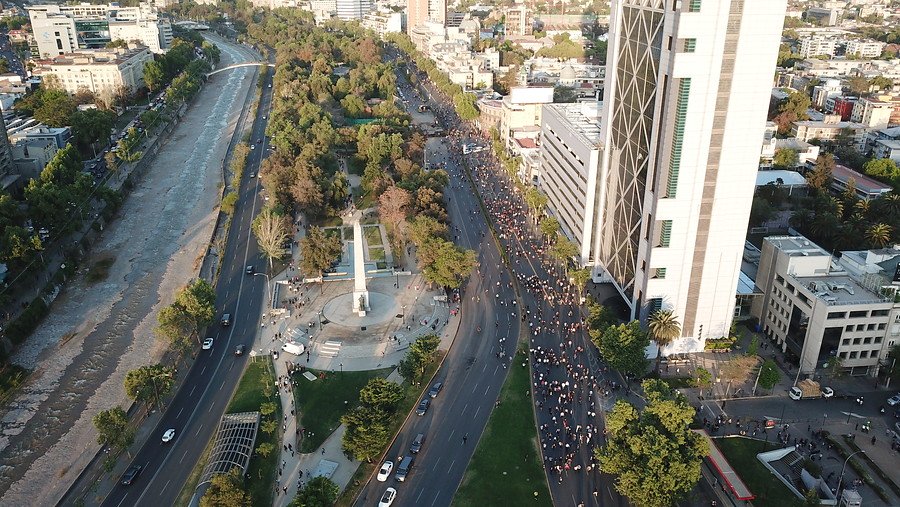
592,321,648,378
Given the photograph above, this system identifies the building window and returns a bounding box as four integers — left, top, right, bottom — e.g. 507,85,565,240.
827,311,846,319
659,220,673,247
849,310,867,318
849,351,858,359
842,338,850,345
864,337,872,344
878,323,886,330
853,338,861,345
845,325,854,331
653,267,667,279
666,78,691,198
839,352,848,359
649,298,663,314
689,0,701,12
856,324,865,331
875,336,883,344
683,38,697,53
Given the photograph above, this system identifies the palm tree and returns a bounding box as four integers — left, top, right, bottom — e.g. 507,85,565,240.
648,310,681,373
866,223,893,248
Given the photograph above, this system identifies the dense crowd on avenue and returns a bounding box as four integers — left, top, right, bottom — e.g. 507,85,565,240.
427,93,610,503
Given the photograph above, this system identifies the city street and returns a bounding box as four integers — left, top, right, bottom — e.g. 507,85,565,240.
353,56,520,507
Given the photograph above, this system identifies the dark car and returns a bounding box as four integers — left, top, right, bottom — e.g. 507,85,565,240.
234,344,246,356
415,398,430,416
121,465,143,486
410,433,425,454
246,265,255,275
427,382,443,399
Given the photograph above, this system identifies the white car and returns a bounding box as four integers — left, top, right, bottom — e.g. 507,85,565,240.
202,337,214,350
161,428,176,443
888,394,900,406
822,387,834,398
376,461,393,482
378,488,396,507
249,172,256,178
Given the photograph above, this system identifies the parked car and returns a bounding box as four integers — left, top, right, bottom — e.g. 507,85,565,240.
427,382,443,398
161,428,176,443
246,265,255,275
415,398,430,416
202,337,214,350
376,461,393,482
822,387,834,398
234,344,246,356
888,394,900,406
121,465,143,485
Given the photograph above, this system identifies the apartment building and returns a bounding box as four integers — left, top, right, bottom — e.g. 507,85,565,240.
799,36,837,58
504,4,531,37
539,102,603,264
791,114,867,150
845,39,886,59
752,236,899,376
594,0,786,353
361,9,403,33
35,47,153,103
850,97,893,129
407,0,444,33
499,86,553,154
28,3,172,57
811,79,842,109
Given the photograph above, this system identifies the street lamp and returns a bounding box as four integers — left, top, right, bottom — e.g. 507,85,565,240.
317,310,322,331
836,450,865,496
254,272,273,311
401,305,407,324
339,363,343,375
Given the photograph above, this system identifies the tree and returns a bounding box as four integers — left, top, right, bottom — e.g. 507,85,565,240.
593,321,649,378
408,215,447,246
863,158,900,185
201,469,249,507
525,187,548,219
156,279,216,350
823,356,845,378
255,442,274,458
550,236,578,269
570,268,591,298
124,363,176,409
695,367,712,389
648,310,681,373
806,153,835,190
291,476,339,507
418,238,477,288
757,359,781,391
71,109,116,151
539,216,559,241
847,75,870,95
866,223,893,248
359,377,404,411
773,148,799,169
399,335,440,384
586,297,618,331
378,185,411,245
93,406,135,456
596,380,708,507
252,206,290,271
720,355,759,394
299,226,343,279
341,408,389,462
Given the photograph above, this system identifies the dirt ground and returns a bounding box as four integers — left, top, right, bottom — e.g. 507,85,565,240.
0,38,257,505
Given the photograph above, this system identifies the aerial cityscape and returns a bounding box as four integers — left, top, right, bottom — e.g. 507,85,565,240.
0,0,899,506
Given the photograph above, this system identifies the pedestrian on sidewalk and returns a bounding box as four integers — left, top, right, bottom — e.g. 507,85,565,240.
322,447,326,455
463,434,468,444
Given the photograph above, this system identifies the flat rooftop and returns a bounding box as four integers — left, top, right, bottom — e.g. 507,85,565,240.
793,274,887,305
766,236,830,257
544,102,603,145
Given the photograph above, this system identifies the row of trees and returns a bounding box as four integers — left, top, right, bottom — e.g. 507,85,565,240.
386,32,480,120
156,279,217,352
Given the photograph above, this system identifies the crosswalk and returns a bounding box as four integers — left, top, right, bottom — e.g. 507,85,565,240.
319,340,342,357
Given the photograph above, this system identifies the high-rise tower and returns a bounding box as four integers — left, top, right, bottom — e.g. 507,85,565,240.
595,0,786,352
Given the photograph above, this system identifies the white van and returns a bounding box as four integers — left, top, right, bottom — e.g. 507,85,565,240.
281,341,305,355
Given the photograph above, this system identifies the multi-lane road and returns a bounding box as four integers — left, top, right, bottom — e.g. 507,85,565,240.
99,43,275,507
354,57,521,507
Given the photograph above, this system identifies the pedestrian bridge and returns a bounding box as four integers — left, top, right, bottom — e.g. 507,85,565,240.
206,62,275,77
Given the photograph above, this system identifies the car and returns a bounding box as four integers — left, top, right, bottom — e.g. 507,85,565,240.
415,398,430,416
257,139,263,144
378,488,396,507
822,387,834,398
221,313,231,327
202,337,214,350
268,83,272,88
249,172,256,178
888,394,900,406
427,382,443,398
234,344,246,356
121,465,143,485
410,433,424,454
376,461,393,481
262,115,267,120
250,144,255,150
246,265,255,275
161,428,176,443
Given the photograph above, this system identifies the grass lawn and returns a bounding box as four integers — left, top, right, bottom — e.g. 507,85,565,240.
454,349,552,507
294,368,393,453
226,358,281,507
713,437,802,507
369,247,386,262
363,225,383,247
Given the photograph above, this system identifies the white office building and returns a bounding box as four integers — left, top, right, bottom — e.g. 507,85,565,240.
540,102,603,264
35,46,153,103
595,0,786,353
335,0,372,20
28,3,172,57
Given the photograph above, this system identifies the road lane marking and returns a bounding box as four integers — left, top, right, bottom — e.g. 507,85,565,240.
189,385,196,397
180,450,189,463
460,403,467,415
115,493,129,507
195,424,203,436
432,492,442,506
160,480,170,495
484,385,490,396
471,384,478,394
474,405,480,419
176,407,183,419
416,488,425,503
448,459,455,473
200,366,206,376
448,429,455,442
